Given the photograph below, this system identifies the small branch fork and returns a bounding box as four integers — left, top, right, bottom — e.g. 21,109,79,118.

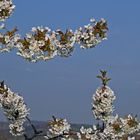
97,70,111,87
23,117,44,140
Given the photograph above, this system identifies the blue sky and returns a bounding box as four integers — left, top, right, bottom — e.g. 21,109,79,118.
0,0,140,124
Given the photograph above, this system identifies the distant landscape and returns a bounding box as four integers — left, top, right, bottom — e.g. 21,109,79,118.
0,121,90,140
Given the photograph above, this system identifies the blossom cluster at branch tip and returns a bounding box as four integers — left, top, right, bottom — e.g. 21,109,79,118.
0,81,29,136
92,86,116,121
0,0,15,21
75,18,108,49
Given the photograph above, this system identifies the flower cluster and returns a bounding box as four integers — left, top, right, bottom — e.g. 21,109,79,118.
92,86,116,121
104,115,125,139
0,18,108,62
0,81,29,136
75,18,108,49
122,115,140,135
15,19,107,62
0,27,20,52
77,116,140,140
77,126,94,140
92,70,115,121
0,0,15,21
44,116,71,139
91,71,140,140
77,125,107,140
104,115,140,139
54,29,75,57
16,26,56,62
16,27,76,62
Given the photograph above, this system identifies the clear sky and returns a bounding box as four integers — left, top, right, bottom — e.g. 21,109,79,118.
0,0,140,124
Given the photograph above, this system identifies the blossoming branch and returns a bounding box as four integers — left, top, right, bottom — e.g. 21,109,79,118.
0,0,108,62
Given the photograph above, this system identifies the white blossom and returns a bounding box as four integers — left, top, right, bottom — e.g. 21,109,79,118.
122,115,140,135
75,18,108,49
103,114,140,140
54,29,75,57
0,0,15,21
77,126,94,139
92,86,116,121
16,26,56,62
104,115,125,139
49,118,70,135
77,126,107,140
44,117,71,139
0,28,20,52
9,122,25,136
0,83,29,136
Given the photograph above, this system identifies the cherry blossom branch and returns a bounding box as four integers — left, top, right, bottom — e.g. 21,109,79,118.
1,1,108,62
